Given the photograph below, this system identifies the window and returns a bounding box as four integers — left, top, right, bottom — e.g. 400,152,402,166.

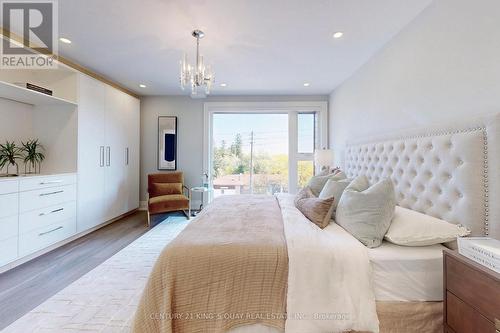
212,113,289,197
297,113,315,154
204,102,327,197
297,160,314,189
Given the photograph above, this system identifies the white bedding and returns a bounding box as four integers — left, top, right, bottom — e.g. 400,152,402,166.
276,194,379,333
368,242,445,302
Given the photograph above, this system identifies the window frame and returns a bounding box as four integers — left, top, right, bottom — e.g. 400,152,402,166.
203,101,328,196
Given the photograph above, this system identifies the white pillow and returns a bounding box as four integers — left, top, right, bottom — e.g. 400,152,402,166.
385,206,470,246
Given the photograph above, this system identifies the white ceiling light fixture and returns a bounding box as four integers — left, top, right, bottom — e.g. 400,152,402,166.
303,82,311,87
220,83,227,87
333,31,344,39
139,84,147,88
59,37,72,44
179,30,215,96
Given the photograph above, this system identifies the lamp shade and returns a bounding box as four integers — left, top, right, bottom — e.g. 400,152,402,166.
314,149,334,167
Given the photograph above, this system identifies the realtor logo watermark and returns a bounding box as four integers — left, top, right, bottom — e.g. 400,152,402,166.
1,0,58,68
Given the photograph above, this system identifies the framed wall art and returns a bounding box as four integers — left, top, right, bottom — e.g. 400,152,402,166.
158,116,177,170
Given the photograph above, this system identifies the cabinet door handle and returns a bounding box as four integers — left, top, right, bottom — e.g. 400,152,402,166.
106,146,111,166
39,208,64,216
100,146,105,167
39,190,64,197
39,226,63,236
39,180,62,185
125,147,129,166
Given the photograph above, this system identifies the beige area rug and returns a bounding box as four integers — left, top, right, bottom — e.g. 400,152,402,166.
3,216,190,333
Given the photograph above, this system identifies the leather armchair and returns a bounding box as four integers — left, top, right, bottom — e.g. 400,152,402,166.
147,172,191,226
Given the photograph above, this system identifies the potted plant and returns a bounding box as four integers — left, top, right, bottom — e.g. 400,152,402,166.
0,141,22,176
21,139,45,174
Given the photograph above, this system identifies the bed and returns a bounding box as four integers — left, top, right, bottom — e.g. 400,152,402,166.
133,113,500,333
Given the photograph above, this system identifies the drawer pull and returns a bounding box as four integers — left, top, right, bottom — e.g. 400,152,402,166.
38,226,63,236
39,180,62,185
39,190,64,197
39,208,64,216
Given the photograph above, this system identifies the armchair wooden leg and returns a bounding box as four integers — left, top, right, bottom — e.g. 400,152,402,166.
147,210,151,227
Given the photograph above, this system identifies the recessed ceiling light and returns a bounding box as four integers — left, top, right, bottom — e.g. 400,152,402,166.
333,32,344,39
59,37,72,44
303,82,310,87
220,83,227,87
139,84,147,88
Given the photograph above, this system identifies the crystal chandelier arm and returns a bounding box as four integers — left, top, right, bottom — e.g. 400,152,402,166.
179,29,214,95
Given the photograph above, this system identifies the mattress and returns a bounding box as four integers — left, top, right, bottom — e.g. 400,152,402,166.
368,241,445,301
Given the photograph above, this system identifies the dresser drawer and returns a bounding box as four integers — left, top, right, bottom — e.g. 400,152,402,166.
446,291,495,333
0,236,18,266
19,184,76,213
0,179,18,195
446,255,500,323
19,201,76,234
19,218,76,257
0,215,18,241
0,192,18,218
19,174,76,192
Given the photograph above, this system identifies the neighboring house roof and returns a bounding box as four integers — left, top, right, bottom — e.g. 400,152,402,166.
213,174,245,186
213,173,284,187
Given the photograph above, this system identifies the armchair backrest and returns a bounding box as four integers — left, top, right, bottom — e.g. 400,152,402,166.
148,172,184,198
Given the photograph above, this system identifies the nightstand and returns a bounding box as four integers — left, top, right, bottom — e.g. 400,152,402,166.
443,249,500,333
190,187,212,216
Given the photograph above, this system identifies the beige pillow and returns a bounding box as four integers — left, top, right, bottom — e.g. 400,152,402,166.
307,171,347,196
295,187,335,229
150,182,182,196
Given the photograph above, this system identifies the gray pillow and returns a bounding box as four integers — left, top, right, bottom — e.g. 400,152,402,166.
335,175,396,248
307,171,347,196
319,178,351,210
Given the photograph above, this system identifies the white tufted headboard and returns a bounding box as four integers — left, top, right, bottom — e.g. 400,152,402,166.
343,113,500,240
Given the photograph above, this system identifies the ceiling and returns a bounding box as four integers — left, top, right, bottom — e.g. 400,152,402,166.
55,0,432,96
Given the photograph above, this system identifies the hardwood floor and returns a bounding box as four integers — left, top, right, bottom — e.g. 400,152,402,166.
0,210,169,330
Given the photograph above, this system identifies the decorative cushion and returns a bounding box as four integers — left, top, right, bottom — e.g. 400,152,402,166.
307,170,347,196
385,206,471,246
150,182,182,197
336,175,396,248
294,187,335,229
319,178,352,210
148,194,189,214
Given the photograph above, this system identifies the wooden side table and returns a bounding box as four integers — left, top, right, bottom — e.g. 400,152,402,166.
443,249,500,333
190,187,211,216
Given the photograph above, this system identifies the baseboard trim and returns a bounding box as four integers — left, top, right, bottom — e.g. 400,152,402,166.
0,209,140,274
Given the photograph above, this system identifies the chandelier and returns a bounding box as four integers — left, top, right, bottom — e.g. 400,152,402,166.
179,30,215,95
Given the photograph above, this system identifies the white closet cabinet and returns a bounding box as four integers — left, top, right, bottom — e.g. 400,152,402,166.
77,74,140,232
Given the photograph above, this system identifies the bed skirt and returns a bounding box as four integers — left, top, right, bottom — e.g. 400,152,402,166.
375,301,443,333
227,301,443,333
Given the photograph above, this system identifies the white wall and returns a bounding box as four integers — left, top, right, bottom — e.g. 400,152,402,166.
140,95,328,203
329,0,500,166
0,98,77,175
0,99,33,141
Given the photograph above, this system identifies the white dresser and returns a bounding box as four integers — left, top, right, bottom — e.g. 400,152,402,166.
0,173,77,267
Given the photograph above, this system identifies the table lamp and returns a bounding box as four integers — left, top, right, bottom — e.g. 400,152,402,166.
314,148,334,171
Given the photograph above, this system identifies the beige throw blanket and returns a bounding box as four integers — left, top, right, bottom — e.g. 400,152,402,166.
132,195,288,333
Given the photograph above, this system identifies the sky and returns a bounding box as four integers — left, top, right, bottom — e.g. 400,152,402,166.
212,113,314,155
